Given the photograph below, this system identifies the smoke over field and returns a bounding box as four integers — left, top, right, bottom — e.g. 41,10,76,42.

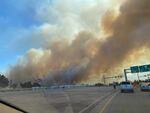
8,0,150,84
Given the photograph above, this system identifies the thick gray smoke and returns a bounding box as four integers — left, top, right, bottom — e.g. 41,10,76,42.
8,0,150,84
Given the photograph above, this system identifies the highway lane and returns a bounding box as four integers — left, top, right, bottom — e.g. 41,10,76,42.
91,88,150,113
0,87,115,113
0,87,149,113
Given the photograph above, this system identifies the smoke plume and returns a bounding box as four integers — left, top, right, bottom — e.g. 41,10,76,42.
8,0,150,84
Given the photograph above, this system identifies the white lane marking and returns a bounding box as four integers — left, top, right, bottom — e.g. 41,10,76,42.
78,92,115,113
99,92,118,113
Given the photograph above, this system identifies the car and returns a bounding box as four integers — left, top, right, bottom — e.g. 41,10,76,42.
120,81,134,93
140,82,150,91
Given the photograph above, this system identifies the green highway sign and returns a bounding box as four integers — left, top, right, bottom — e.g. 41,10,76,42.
130,66,139,73
139,65,150,72
130,64,150,73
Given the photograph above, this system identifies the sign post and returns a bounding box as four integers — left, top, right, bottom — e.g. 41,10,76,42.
124,69,130,81
124,69,128,81
137,73,140,81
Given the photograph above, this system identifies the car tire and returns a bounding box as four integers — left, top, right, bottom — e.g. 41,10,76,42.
131,90,134,93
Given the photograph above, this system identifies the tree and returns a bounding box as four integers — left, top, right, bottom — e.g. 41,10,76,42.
0,74,9,87
20,81,41,88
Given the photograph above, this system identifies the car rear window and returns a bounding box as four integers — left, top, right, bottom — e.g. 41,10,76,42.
121,82,130,85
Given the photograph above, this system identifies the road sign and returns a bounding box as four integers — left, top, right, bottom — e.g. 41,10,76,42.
130,66,139,73
147,65,150,71
139,64,150,72
130,64,150,73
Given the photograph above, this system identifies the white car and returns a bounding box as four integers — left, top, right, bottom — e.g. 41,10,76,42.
120,81,134,93
140,82,150,91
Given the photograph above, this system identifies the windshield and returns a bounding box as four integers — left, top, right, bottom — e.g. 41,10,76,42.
0,0,150,113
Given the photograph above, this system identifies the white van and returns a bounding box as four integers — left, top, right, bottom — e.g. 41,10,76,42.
120,81,134,93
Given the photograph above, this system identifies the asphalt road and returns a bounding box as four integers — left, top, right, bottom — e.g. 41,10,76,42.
0,87,150,113
0,87,114,113
100,89,150,113
89,88,150,113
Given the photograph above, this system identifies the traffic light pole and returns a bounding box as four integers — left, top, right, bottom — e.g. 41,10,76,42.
103,75,123,84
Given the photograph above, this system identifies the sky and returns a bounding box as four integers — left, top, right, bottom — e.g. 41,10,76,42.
0,0,118,73
0,0,41,72
0,0,57,72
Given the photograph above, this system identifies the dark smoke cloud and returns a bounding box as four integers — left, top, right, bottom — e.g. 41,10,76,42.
8,0,150,84
98,0,150,68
